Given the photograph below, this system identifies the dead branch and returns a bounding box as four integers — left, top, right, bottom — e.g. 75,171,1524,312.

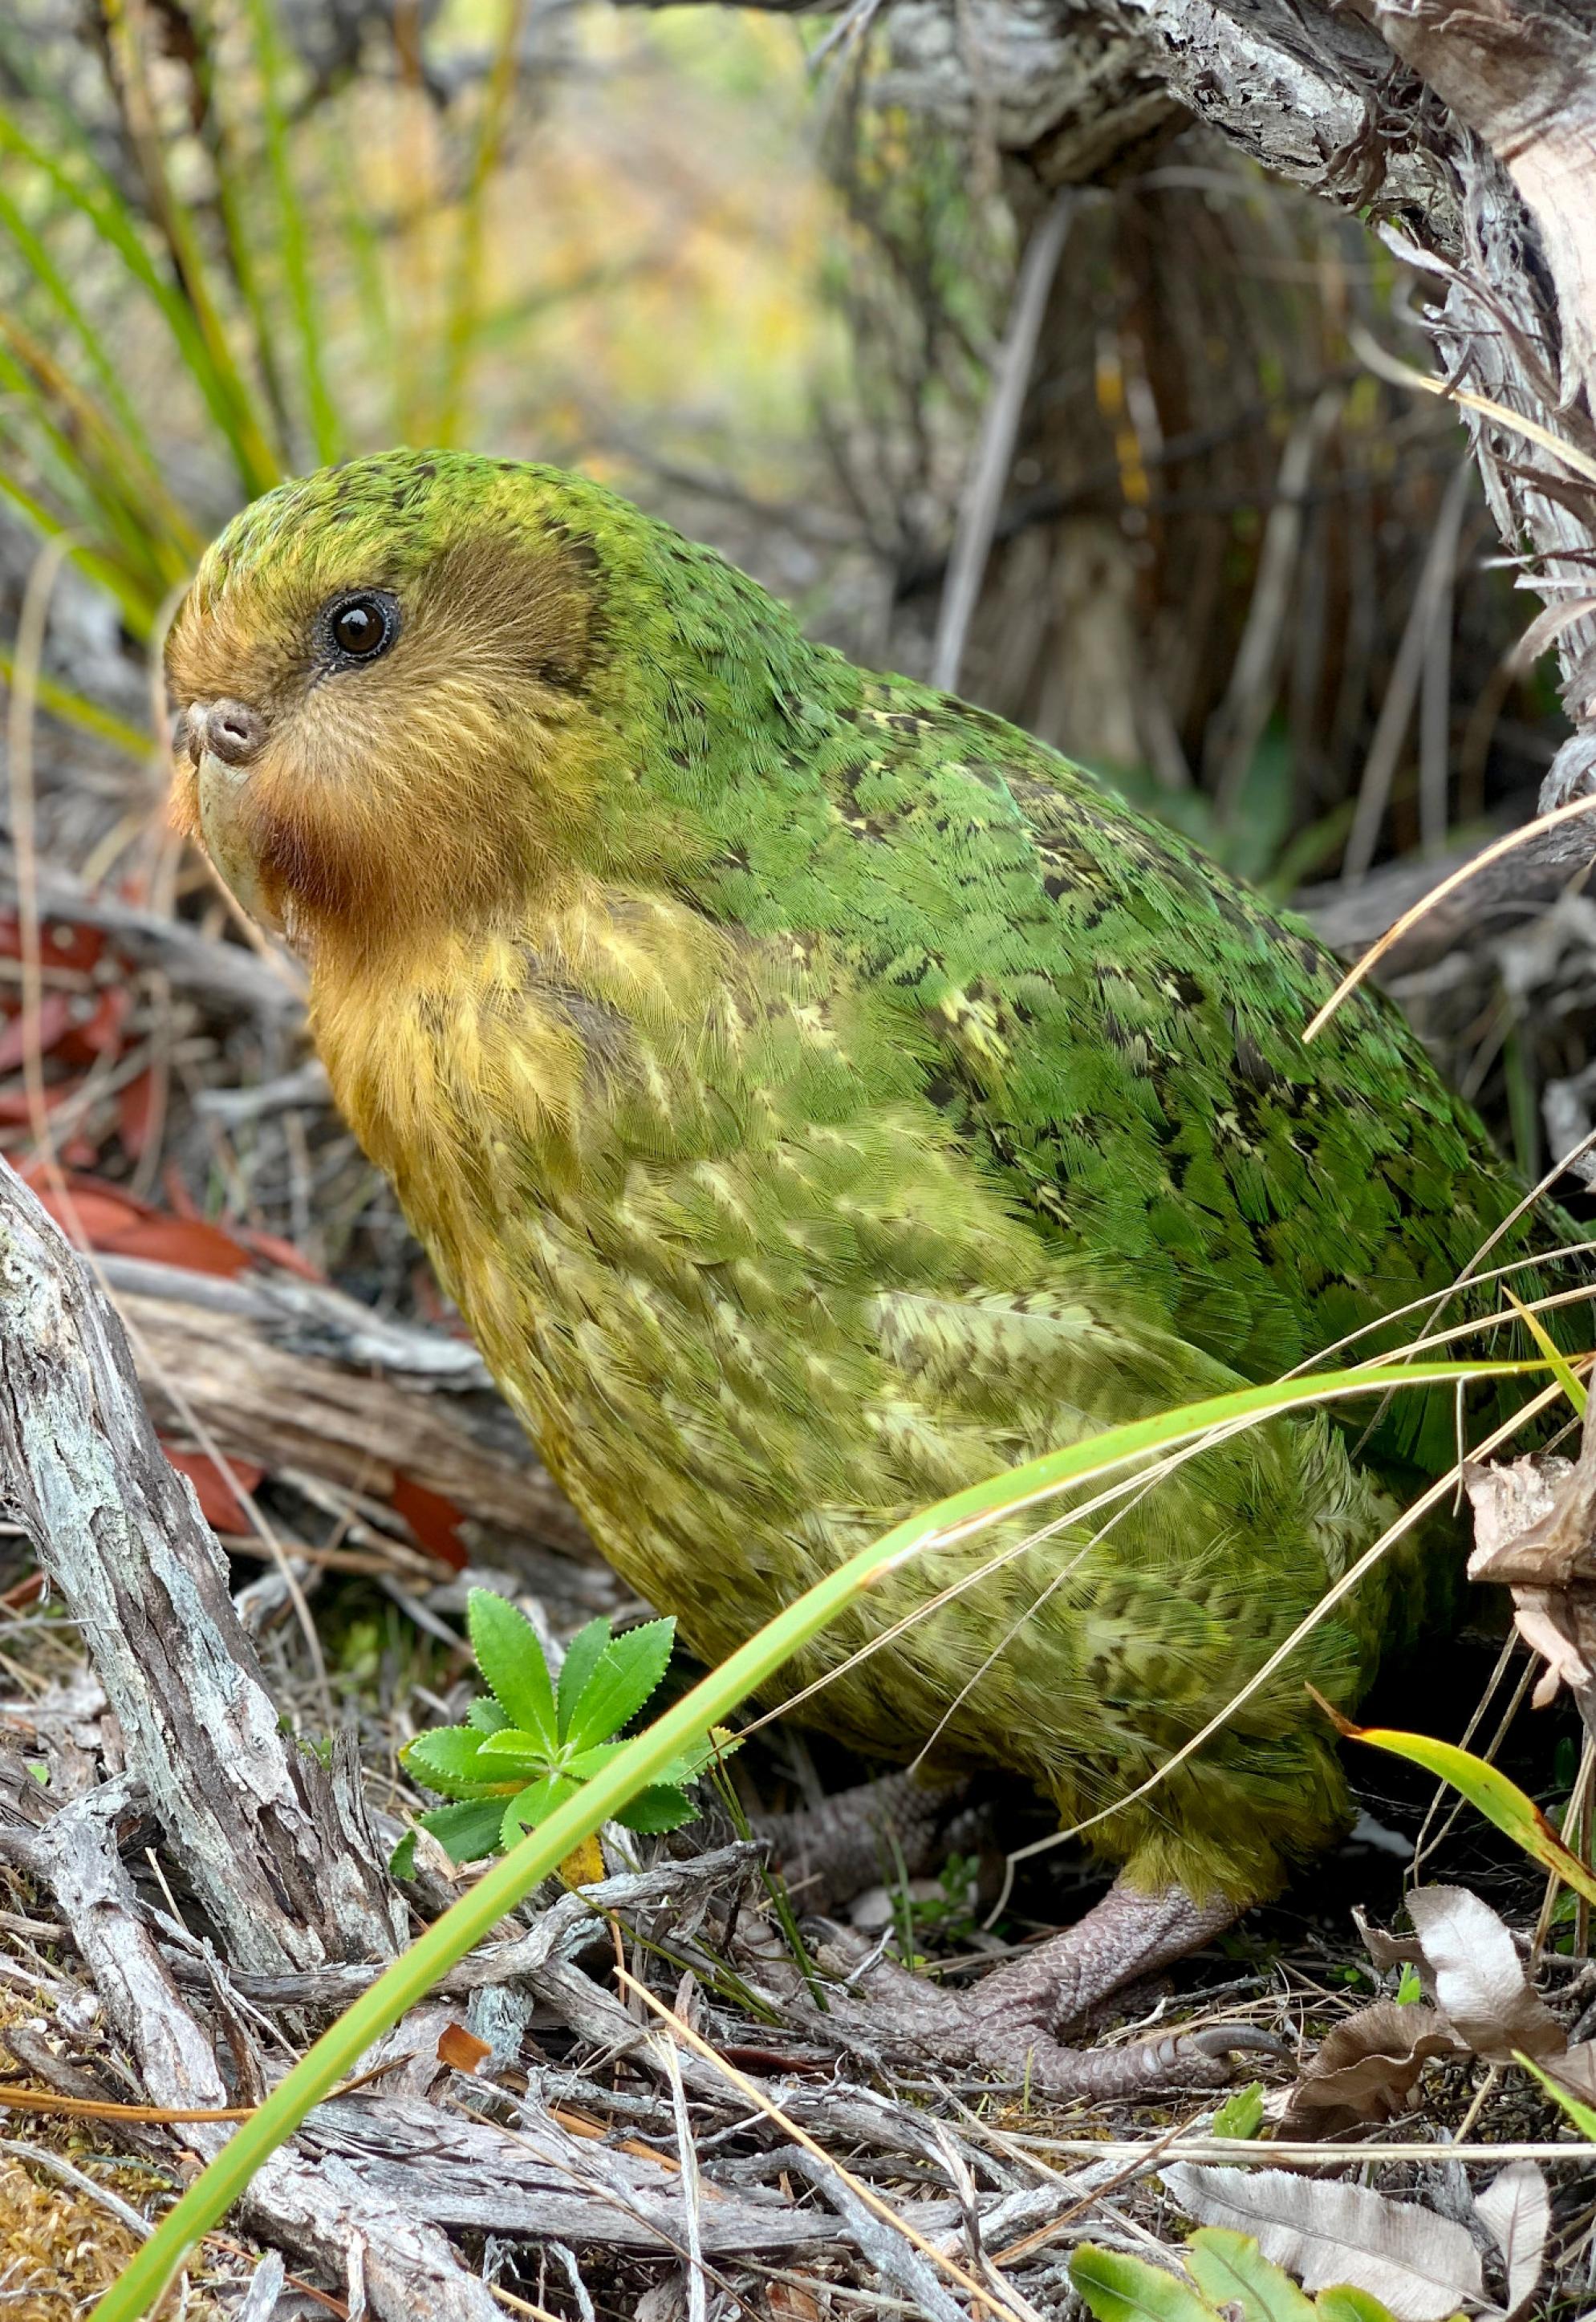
0,1776,502,2322
104,1253,591,1554
0,1154,403,1975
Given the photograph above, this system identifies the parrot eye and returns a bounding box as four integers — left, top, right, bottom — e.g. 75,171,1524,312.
325,591,399,664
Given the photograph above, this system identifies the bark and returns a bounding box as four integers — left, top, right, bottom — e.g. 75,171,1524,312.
0,1154,404,1975
0,1777,503,2322
722,0,1596,810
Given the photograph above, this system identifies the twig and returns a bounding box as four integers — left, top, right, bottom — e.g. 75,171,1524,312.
1303,792,1596,1041
1342,457,1476,880
617,1964,1031,2321
931,193,1076,694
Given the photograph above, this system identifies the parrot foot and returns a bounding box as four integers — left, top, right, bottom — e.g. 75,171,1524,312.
753,1770,981,1914
780,1875,1287,2102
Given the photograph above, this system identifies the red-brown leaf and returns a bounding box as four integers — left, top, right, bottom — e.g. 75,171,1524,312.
161,1444,264,1532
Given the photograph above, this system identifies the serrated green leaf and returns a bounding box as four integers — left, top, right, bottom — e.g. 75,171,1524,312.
565,1739,628,1778
468,1589,557,1750
1186,2231,1316,2322
1517,2049,1596,2138
1313,2290,1402,2322
476,1728,554,1766
564,1618,676,1753
416,1798,507,1865
465,1695,510,1734
500,1774,579,1852
556,1617,612,1739
1070,2244,1220,2322
402,1727,497,1797
1212,2082,1265,2141
616,1782,696,1834
387,1829,417,1880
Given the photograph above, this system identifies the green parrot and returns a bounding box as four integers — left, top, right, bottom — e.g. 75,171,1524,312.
165,449,1586,2097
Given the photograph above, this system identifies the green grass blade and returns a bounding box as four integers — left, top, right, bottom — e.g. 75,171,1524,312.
432,0,527,445
1329,1714,1596,1905
240,0,342,463
181,0,298,455
1517,2051,1596,2138
1502,1285,1587,1415
91,1356,1538,2322
0,178,164,481
0,100,275,497
0,652,152,757
0,458,156,636
99,0,282,494
0,315,193,592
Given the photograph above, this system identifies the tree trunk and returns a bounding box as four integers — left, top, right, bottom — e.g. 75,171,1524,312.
865,0,1596,810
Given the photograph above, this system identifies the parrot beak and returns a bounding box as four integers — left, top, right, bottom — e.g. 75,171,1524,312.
181,699,282,933
197,746,280,931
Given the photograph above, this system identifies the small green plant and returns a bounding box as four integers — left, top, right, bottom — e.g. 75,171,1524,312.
1071,2228,1444,2322
1210,2080,1265,2141
401,1589,731,1865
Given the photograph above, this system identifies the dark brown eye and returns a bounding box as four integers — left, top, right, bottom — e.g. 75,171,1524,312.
327,593,397,662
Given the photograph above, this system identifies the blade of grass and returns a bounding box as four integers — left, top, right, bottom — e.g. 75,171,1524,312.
181,0,298,453
0,651,151,757
432,0,528,445
1501,1285,1588,1416
0,310,194,587
1517,2052,1596,2138
99,0,282,493
240,0,342,463
0,176,169,487
0,95,274,497
92,1356,1534,2322
0,453,156,635
1318,1699,1596,1906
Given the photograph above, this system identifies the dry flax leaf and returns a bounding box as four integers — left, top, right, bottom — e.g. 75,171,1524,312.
1161,2163,1483,2322
1467,1411,1596,1731
1279,1999,1464,2140
1475,2162,1549,2322
1405,1886,1566,2065
1352,1905,1429,1987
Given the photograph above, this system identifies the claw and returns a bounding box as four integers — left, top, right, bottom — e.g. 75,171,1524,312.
1189,2022,1293,2061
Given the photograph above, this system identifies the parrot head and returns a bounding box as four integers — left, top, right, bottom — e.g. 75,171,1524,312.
164,450,631,948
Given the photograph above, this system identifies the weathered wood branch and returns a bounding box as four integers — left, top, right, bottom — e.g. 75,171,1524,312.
0,1155,403,1975
102,1252,591,1554
0,1778,502,2322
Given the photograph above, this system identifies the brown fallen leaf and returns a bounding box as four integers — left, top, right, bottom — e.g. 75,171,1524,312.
1467,1413,1596,1731
1352,1904,1429,1987
1406,1886,1566,2065
1280,1999,1464,2140
436,2022,493,2075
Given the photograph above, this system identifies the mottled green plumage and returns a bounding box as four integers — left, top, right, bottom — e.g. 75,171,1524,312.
172,450,1590,1906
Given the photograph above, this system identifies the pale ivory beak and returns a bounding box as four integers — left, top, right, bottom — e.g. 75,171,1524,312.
197,748,279,931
